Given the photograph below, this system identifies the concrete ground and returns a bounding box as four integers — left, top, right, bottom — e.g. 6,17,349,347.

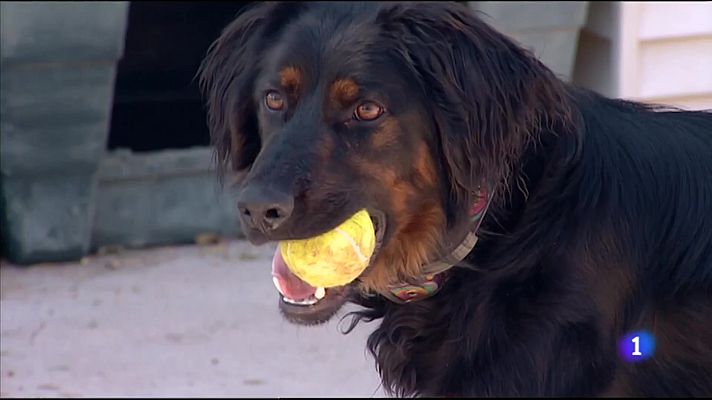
0,239,386,398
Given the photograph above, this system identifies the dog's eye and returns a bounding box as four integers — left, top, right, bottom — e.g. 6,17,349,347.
265,91,284,111
354,101,384,121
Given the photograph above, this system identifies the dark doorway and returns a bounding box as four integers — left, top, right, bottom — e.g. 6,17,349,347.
108,1,251,152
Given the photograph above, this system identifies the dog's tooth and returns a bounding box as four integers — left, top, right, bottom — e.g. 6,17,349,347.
272,277,284,295
283,296,318,306
315,287,326,300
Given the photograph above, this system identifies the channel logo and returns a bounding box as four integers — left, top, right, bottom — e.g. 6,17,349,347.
618,330,656,363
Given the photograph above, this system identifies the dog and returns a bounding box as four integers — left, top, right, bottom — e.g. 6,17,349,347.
198,2,712,396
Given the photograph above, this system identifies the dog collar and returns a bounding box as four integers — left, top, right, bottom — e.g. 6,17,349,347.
381,186,493,304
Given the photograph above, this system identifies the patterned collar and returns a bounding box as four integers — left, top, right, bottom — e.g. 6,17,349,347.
381,186,493,304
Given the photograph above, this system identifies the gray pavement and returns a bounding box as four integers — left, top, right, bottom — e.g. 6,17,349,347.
0,240,386,398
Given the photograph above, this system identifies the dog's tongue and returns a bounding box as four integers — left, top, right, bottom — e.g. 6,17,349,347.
271,247,317,300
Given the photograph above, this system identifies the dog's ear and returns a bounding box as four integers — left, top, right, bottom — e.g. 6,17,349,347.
377,2,570,198
198,2,304,181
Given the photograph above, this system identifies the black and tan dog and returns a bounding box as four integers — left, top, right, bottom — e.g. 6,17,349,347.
199,2,712,396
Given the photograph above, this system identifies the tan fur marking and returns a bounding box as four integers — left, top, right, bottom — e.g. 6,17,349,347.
414,141,437,186
359,202,445,293
279,66,302,92
329,79,360,107
350,138,444,293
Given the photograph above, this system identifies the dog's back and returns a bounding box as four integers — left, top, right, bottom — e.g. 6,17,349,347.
573,89,712,287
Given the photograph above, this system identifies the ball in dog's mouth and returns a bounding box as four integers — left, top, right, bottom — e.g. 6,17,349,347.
271,211,386,325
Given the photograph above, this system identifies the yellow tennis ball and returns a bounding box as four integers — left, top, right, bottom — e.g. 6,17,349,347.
279,209,376,288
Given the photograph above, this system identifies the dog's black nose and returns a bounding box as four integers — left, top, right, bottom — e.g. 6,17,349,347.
237,186,294,234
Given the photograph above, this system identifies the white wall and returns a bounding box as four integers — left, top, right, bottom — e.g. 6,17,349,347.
574,1,712,110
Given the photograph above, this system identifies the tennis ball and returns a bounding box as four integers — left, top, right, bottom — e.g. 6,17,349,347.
279,209,376,288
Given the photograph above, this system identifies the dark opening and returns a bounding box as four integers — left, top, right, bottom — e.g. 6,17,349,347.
108,1,252,152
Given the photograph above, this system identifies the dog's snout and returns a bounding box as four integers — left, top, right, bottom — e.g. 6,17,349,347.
237,186,295,234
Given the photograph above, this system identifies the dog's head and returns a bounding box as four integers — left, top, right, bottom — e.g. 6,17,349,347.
199,1,568,324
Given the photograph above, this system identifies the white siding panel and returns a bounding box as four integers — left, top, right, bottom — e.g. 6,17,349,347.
637,37,712,99
638,2,712,41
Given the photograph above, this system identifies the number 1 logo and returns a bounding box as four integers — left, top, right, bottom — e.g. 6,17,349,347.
631,336,642,356
619,331,655,363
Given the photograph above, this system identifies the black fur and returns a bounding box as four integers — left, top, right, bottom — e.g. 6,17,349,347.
200,2,712,397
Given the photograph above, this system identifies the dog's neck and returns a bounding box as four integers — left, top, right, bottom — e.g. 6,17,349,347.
381,186,493,303
379,95,579,304
463,114,578,271
379,134,561,304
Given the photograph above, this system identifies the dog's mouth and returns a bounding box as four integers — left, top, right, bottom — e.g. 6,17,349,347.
272,210,386,325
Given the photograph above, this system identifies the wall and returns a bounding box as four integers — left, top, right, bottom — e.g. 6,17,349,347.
574,1,712,110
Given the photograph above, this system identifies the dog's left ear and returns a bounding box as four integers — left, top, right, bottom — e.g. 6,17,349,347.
377,2,571,197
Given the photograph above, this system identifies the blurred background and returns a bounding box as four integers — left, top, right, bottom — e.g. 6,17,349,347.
1,1,711,397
